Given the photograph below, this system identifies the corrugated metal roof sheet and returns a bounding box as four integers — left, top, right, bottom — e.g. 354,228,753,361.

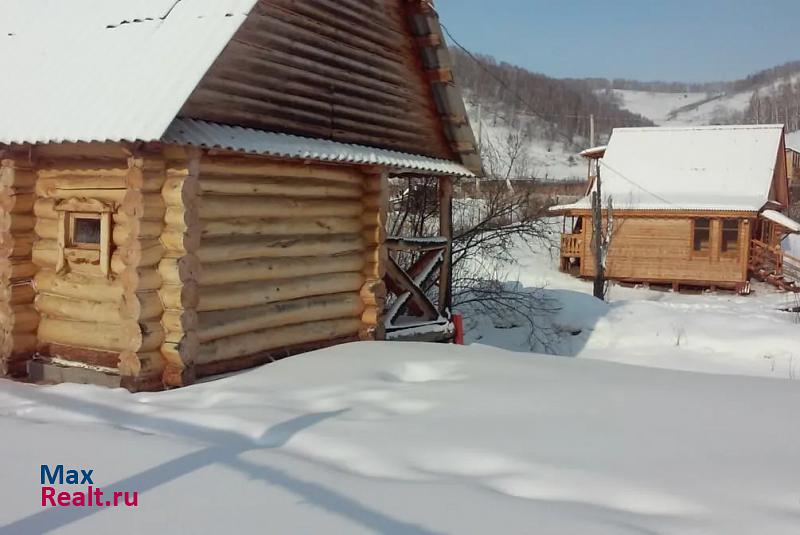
552,125,785,212
163,119,475,177
0,0,258,145
761,210,800,233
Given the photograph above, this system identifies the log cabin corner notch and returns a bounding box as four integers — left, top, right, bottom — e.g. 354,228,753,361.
0,0,481,389
551,125,800,293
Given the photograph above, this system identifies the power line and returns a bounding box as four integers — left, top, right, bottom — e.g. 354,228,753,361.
440,22,675,202
440,23,648,134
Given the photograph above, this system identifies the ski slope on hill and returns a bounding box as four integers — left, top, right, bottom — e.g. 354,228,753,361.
612,89,752,126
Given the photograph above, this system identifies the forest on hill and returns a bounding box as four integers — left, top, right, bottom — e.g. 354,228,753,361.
449,48,654,147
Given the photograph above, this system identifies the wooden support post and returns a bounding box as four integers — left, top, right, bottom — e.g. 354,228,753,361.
438,175,453,315
360,171,388,341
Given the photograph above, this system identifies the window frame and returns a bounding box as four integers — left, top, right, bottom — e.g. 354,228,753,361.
691,217,712,257
55,199,113,277
720,218,740,256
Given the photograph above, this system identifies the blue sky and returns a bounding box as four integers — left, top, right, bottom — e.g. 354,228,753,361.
436,0,798,83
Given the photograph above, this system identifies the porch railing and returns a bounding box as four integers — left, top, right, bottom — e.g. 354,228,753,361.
382,236,451,341
561,233,583,257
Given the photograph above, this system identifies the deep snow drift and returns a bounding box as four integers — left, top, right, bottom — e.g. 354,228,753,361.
1,342,800,535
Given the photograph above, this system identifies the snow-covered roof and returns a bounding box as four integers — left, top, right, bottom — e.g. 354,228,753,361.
579,145,607,158
0,0,258,145
164,119,475,177
761,210,800,233
552,125,785,212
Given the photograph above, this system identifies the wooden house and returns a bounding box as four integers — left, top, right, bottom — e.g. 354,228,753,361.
0,0,480,390
786,146,800,182
552,125,800,292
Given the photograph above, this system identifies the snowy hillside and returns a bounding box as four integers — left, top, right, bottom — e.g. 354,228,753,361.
612,89,752,126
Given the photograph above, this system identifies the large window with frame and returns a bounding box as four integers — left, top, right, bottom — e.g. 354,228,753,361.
693,218,711,253
720,219,740,254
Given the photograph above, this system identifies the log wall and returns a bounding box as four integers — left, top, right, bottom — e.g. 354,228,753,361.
189,155,374,379
0,158,38,376
32,154,167,389
4,143,388,388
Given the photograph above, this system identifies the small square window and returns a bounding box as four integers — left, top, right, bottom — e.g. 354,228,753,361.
71,217,102,248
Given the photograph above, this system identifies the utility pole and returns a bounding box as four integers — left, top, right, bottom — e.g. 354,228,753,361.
475,103,482,194
589,113,595,148
592,160,605,300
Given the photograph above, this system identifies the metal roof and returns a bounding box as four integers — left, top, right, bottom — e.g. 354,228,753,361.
761,210,800,233
0,0,258,145
552,125,785,212
163,119,475,177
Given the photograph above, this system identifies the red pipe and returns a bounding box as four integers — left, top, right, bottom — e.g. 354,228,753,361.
453,313,465,345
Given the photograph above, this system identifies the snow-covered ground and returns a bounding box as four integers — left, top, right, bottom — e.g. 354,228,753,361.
469,230,800,380
1,230,800,534
2,340,800,534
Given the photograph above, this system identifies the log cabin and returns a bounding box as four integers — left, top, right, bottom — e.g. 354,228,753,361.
551,125,800,293
0,0,481,390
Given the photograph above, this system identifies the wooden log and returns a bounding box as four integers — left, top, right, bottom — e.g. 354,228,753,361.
197,272,364,312
120,291,163,321
159,282,199,310
34,270,124,302
199,217,362,238
162,309,200,333
198,254,364,287
112,220,164,245
38,318,164,353
159,229,201,254
198,292,363,342
119,240,165,268
0,232,34,258
121,268,162,292
158,255,200,285
37,164,128,179
2,304,40,333
0,165,36,189
0,192,36,214
197,235,363,264
198,177,362,198
360,279,387,306
118,193,165,222
35,176,128,196
196,318,362,364
4,333,37,355
0,258,37,281
35,218,58,240
32,240,59,269
4,283,35,305
199,196,362,220
34,198,59,220
0,213,35,232
164,206,199,228
36,293,124,323
199,158,363,185
162,176,200,206
119,350,166,378
36,187,128,203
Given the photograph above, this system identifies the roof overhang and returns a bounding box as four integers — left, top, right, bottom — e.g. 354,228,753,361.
760,209,800,233
163,119,475,177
